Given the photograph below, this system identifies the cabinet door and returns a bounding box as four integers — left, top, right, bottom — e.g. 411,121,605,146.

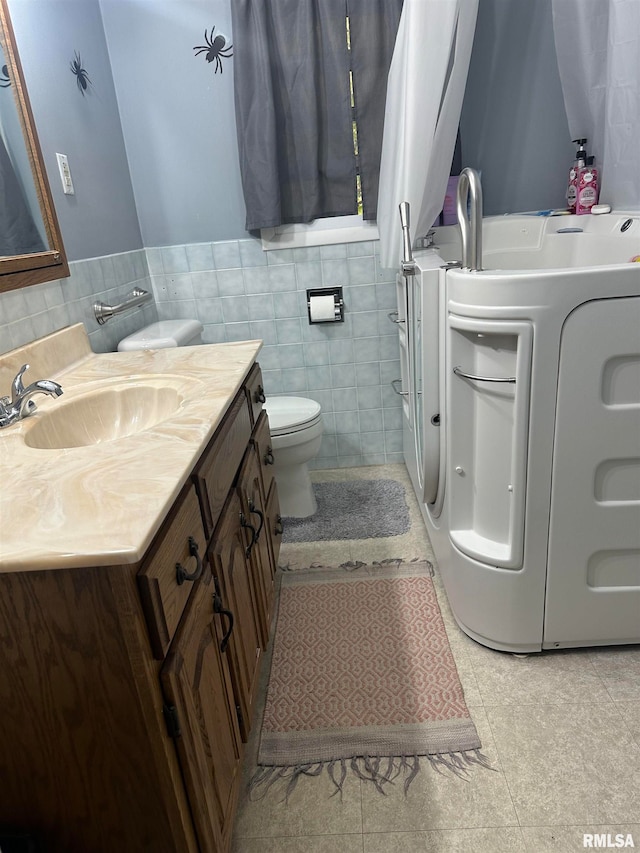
209,490,262,741
237,444,276,649
265,480,283,570
160,571,242,853
252,409,276,502
245,362,266,427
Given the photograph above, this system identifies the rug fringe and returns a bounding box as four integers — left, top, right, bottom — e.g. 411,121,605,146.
278,557,434,575
249,749,494,801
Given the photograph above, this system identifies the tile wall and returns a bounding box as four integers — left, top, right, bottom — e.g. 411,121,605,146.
0,238,403,470
146,237,403,469
0,249,158,355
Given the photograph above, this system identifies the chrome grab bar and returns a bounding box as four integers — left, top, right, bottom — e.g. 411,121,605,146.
453,366,516,384
93,287,152,325
456,167,483,271
399,201,417,276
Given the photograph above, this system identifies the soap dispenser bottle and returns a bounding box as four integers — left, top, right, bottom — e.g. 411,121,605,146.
567,138,587,211
576,155,599,215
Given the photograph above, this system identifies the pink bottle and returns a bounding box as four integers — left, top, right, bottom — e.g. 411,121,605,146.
576,156,599,215
567,138,587,212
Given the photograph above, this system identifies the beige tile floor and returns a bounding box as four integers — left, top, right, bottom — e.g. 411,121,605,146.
232,464,640,853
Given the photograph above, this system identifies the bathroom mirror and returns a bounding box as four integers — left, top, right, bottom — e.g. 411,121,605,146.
0,0,68,293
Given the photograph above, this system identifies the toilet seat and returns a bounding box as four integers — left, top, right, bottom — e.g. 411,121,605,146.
264,396,322,436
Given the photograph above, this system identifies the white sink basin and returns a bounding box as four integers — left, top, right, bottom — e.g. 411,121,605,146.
24,379,188,449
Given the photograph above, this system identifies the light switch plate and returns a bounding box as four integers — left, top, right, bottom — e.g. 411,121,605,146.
56,153,75,195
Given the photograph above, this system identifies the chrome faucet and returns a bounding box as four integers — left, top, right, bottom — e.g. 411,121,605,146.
456,167,483,271
0,363,63,428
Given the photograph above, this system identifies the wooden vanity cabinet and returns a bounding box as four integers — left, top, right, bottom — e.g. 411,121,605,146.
159,364,278,845
208,489,263,743
236,441,275,649
0,560,199,853
160,568,242,853
0,361,279,853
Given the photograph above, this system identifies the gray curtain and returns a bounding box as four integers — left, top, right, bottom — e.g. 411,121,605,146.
231,0,402,231
348,0,403,220
0,135,45,256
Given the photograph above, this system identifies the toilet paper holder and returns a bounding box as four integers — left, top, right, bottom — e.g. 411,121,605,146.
307,287,344,324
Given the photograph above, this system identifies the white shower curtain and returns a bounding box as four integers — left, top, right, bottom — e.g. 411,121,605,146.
552,0,640,211
377,0,479,270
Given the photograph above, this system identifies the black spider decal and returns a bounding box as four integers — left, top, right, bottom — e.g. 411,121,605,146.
0,64,10,88
70,51,91,95
193,27,233,74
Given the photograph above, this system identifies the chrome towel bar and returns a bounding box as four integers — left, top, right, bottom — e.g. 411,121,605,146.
453,366,516,384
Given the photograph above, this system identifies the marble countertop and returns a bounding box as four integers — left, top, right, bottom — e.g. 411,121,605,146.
0,324,261,572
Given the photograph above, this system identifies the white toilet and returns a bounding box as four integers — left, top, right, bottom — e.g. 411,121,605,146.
263,396,323,518
117,319,204,351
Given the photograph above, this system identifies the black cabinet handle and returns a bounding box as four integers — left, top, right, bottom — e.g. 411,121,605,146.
274,515,284,536
248,499,264,540
213,590,234,652
175,537,203,585
264,447,275,466
240,512,257,556
254,385,266,404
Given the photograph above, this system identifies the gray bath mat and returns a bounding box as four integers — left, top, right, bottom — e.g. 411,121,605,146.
282,479,410,542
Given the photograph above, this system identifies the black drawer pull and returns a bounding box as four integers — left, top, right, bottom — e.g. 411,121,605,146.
175,537,203,585
254,385,266,404
264,447,275,465
249,499,264,540
213,592,234,652
240,512,257,556
274,515,284,536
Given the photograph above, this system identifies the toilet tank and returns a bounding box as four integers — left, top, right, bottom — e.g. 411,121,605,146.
117,320,203,351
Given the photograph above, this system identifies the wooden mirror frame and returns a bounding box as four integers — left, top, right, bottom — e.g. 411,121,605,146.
0,0,69,293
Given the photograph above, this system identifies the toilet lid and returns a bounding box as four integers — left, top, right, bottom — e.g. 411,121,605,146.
264,396,321,434
118,319,203,351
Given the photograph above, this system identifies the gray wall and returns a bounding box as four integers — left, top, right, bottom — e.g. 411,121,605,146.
8,0,142,260
460,0,574,215
100,0,247,247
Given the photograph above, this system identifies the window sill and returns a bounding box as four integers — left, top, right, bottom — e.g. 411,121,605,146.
260,215,379,250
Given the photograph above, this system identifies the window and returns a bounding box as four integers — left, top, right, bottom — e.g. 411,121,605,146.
231,1,403,245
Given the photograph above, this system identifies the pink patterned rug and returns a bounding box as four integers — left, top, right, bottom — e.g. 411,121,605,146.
252,561,489,798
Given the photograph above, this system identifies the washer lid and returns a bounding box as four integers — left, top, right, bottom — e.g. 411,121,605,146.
264,396,322,432
118,319,203,350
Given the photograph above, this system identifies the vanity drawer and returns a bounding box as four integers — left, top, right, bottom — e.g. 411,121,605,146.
245,362,266,427
138,483,207,659
252,409,276,501
195,389,252,537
